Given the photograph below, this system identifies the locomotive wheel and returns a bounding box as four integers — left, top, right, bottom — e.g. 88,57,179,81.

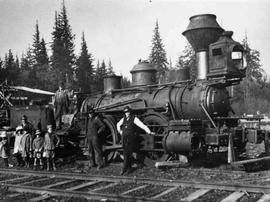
101,115,121,162
143,113,169,162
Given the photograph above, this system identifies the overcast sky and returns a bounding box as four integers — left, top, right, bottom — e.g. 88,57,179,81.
0,0,270,79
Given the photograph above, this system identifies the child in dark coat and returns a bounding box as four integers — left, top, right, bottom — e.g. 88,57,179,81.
33,130,44,170
20,128,33,168
44,125,60,171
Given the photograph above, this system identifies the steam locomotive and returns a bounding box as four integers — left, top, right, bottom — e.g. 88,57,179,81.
73,14,269,165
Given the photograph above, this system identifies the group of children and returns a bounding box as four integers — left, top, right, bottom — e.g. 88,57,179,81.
0,116,60,171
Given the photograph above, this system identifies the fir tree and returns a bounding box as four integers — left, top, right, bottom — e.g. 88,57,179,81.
107,59,115,75
4,49,19,85
76,32,94,93
39,38,49,65
176,43,196,80
94,60,107,92
242,33,264,81
149,20,168,78
51,1,76,89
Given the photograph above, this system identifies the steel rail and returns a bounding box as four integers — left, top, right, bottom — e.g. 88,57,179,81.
0,168,268,194
6,184,174,202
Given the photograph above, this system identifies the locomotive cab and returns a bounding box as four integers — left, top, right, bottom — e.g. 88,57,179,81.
208,31,246,79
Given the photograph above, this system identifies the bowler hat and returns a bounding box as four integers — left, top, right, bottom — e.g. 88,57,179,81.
123,106,131,113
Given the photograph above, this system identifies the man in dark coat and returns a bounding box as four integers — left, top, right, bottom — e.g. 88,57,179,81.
117,106,154,175
86,107,106,169
54,82,69,129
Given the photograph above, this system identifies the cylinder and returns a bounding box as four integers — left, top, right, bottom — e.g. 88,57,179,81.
163,131,198,154
196,51,208,80
103,75,122,93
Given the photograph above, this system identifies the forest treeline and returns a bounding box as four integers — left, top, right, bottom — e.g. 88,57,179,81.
0,1,268,115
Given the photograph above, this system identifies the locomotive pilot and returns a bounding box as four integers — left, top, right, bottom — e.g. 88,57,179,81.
86,107,106,170
117,106,155,175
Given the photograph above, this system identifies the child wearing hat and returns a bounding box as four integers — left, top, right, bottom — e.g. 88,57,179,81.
13,126,24,166
32,130,44,170
44,125,60,171
0,131,10,167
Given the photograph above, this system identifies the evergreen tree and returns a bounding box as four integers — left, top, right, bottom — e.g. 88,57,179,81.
122,76,131,88
15,55,20,69
149,20,168,78
20,47,34,71
107,59,115,75
39,38,49,65
4,49,19,85
76,32,94,93
94,60,107,92
51,1,76,89
242,34,264,81
232,34,266,114
0,57,5,83
32,21,41,66
176,43,196,80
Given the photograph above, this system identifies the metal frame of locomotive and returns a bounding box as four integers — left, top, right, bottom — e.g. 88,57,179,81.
73,14,270,165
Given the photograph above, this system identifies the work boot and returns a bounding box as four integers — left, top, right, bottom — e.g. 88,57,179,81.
47,165,50,171
40,165,43,170
34,165,37,170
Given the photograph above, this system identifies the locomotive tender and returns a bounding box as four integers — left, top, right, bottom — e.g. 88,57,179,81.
76,14,270,164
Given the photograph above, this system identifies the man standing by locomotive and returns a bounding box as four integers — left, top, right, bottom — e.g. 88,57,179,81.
87,107,106,170
117,106,154,175
54,82,69,130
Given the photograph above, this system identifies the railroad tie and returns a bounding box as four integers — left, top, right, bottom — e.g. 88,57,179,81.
20,177,48,185
220,191,245,202
121,184,148,195
66,181,100,191
5,193,21,199
181,189,211,202
151,186,178,199
0,176,30,183
42,179,75,189
28,193,51,202
90,182,119,192
257,194,270,202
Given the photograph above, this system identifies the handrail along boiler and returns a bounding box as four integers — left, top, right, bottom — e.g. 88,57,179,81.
76,14,269,164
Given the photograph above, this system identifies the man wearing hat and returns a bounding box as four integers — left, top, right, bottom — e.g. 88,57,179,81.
86,106,106,169
21,115,34,136
54,81,69,130
13,126,24,166
0,131,10,167
117,106,155,175
32,130,44,170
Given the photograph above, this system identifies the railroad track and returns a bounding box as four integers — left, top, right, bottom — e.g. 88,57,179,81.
0,168,269,202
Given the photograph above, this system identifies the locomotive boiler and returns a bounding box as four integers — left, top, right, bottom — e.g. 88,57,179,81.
75,14,270,164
